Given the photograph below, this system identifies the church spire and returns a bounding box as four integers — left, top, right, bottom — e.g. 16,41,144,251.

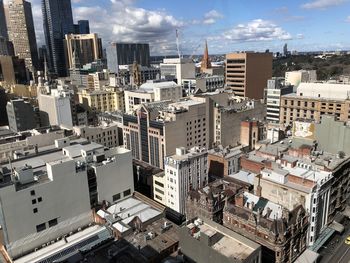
200,40,211,72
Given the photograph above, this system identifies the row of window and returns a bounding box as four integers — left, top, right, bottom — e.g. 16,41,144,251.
36,218,58,233
112,189,132,202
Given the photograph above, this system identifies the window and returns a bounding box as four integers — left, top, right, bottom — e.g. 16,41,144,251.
48,218,58,227
30,190,35,196
123,189,131,197
113,193,121,201
38,197,42,202
33,208,38,213
32,199,36,204
36,223,46,232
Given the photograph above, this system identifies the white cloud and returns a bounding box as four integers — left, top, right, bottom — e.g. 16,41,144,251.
301,0,346,9
203,10,224,25
346,16,350,22
223,19,292,42
296,33,305,39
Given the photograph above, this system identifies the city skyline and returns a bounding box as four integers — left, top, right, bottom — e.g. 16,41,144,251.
2,0,350,55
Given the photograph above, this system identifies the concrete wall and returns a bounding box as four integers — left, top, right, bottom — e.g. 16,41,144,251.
0,159,92,258
94,148,134,203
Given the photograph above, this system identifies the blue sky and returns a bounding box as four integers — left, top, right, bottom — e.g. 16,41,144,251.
17,0,350,55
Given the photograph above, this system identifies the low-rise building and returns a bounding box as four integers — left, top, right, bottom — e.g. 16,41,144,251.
180,218,262,263
73,121,119,148
207,145,242,178
6,99,37,132
223,192,308,263
285,70,316,86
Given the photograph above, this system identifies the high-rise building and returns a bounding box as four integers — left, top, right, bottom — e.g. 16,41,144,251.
107,42,150,72
225,52,272,99
265,77,294,123
42,0,74,77
283,43,288,56
7,0,39,73
78,20,90,34
164,147,208,214
64,33,103,69
0,55,27,84
6,99,37,132
0,0,8,40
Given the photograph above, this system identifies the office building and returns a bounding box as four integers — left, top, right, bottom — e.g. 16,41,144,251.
124,80,182,113
285,70,317,86
119,64,160,86
6,99,36,132
213,98,266,147
180,218,261,263
265,77,294,123
164,147,208,214
42,0,74,76
207,146,242,178
38,89,73,128
223,192,308,263
0,0,8,40
64,33,103,69
196,75,225,92
107,43,150,72
74,20,90,34
280,82,350,125
225,52,272,99
160,58,195,84
0,138,133,259
7,0,38,72
0,55,27,84
78,88,125,115
123,99,210,169
73,122,119,148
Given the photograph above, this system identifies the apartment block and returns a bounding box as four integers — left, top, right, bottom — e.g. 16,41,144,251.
124,80,182,113
280,82,350,125
225,52,272,99
164,147,208,214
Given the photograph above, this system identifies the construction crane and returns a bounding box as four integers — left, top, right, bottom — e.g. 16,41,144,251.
176,29,182,59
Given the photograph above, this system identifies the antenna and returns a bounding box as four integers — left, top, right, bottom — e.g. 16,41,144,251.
176,29,181,59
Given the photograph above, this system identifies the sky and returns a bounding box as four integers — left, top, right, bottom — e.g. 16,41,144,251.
5,0,350,55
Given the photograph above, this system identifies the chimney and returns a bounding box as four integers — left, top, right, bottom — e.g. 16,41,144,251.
256,175,262,197
234,193,244,207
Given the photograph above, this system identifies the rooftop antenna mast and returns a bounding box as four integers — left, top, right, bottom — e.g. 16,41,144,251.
176,29,181,59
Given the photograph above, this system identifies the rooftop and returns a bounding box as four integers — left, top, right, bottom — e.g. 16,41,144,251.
228,170,256,185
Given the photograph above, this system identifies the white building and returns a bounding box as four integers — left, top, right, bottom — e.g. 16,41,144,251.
265,77,294,123
160,58,195,84
164,147,208,214
73,121,119,148
285,70,317,86
124,80,182,113
0,138,134,259
38,89,73,128
296,82,350,100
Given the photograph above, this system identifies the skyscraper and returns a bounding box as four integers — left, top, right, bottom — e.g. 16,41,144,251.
78,20,90,34
7,0,39,72
0,0,8,40
42,0,74,77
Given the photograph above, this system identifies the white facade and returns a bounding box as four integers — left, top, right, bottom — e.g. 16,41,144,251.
73,122,119,148
164,147,208,214
0,139,134,259
296,82,350,100
285,70,317,86
124,80,182,113
160,58,195,84
38,91,73,128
